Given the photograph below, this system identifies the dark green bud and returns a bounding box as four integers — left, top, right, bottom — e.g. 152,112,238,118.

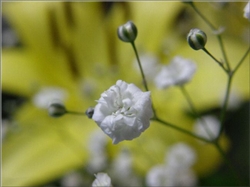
85,107,94,119
117,21,137,43
48,101,66,117
187,28,207,50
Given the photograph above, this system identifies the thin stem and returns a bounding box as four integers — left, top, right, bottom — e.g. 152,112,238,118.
217,35,231,71
202,48,228,73
180,86,198,116
152,117,211,143
189,2,216,30
217,73,233,139
131,42,149,91
66,110,86,116
233,46,250,74
180,86,217,140
131,41,158,118
189,2,231,71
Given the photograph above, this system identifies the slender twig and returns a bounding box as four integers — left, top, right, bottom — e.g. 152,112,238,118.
131,42,149,91
152,117,211,143
202,48,228,73
217,74,233,139
130,41,158,118
189,2,231,71
66,110,86,116
233,47,250,75
180,86,216,140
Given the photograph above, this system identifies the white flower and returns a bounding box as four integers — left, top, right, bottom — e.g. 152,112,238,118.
146,165,175,187
33,87,68,109
87,130,108,172
166,142,196,169
154,56,196,89
193,115,220,141
244,2,250,21
146,165,197,187
110,149,142,186
92,173,112,187
92,80,153,144
133,53,161,82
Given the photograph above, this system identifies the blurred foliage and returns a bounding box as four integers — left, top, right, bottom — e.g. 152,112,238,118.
2,1,249,186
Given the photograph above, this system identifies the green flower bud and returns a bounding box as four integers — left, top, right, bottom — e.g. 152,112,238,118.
117,21,137,42
187,28,207,50
48,101,66,117
85,107,94,119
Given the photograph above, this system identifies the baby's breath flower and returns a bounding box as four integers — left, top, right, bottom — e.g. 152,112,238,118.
33,87,68,109
187,28,207,50
146,165,197,187
87,130,108,172
48,100,67,118
154,56,196,89
92,173,112,187
117,21,137,42
244,2,250,21
92,80,153,144
166,142,196,169
193,115,220,141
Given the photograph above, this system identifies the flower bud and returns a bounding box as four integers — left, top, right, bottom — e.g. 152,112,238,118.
85,107,95,119
117,21,137,42
48,101,66,117
187,28,207,50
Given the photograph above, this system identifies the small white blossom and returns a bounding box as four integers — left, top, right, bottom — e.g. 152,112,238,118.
87,130,108,172
33,87,68,109
146,165,197,187
133,53,161,82
146,165,175,187
92,80,153,144
154,56,196,89
110,149,142,186
193,115,220,141
166,142,196,169
92,173,112,187
244,2,250,21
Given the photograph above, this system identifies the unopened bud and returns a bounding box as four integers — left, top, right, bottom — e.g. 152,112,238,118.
85,107,94,119
117,21,137,43
187,28,207,50
48,101,66,117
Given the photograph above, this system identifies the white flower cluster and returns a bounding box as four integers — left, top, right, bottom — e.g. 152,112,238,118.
87,130,108,172
92,173,112,187
193,115,220,141
146,142,197,186
33,87,68,109
244,2,250,21
92,80,153,144
109,149,142,186
133,55,197,89
154,56,197,89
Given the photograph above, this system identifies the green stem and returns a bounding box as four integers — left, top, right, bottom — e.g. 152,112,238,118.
131,41,158,118
180,86,216,140
131,42,149,92
66,110,86,116
233,47,250,75
189,2,231,71
202,48,228,73
217,73,232,138
152,117,211,143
